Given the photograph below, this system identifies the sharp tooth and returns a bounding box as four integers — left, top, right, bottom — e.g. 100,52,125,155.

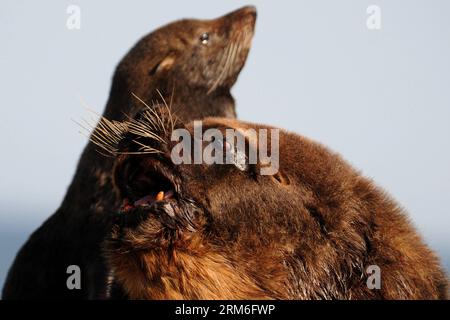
156,191,164,201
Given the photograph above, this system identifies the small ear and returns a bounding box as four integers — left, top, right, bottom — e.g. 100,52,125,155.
149,55,176,76
272,170,291,186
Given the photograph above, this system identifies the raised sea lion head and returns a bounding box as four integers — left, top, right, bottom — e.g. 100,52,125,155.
95,107,447,300
106,6,257,120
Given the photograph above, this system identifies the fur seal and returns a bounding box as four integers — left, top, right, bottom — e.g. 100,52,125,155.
3,6,256,299
96,108,447,299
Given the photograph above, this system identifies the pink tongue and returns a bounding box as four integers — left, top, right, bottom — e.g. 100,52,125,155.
134,195,155,207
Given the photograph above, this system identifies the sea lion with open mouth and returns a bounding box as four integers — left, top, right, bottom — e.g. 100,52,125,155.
3,6,256,299
96,107,447,299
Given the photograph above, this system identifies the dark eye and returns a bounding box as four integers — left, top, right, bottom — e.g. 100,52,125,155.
200,33,209,45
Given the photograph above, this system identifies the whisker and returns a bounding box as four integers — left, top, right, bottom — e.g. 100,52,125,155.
228,42,240,78
131,139,162,154
156,88,175,134
208,42,233,94
79,91,177,157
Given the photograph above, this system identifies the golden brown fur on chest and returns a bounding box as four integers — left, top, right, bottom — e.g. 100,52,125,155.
108,234,291,300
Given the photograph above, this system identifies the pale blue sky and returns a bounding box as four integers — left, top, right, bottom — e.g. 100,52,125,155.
1,0,449,288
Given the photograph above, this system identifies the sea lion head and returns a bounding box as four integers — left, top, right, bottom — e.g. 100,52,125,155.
96,107,448,300
106,6,257,120
162,5,257,93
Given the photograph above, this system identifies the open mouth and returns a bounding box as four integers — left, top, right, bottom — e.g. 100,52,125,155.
118,160,177,214
113,156,201,236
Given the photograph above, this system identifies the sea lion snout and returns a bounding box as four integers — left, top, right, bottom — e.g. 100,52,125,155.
223,5,257,21
221,5,257,35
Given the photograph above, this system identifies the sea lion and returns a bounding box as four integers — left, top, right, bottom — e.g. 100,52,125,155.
3,6,256,299
96,108,447,299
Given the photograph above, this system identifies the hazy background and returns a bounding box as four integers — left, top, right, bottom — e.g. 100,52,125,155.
1,0,449,290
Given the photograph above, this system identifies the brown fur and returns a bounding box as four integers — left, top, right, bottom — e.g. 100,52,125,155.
3,7,256,299
105,111,448,299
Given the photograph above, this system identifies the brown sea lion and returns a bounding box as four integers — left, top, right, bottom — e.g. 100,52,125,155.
3,6,256,299
97,108,447,299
